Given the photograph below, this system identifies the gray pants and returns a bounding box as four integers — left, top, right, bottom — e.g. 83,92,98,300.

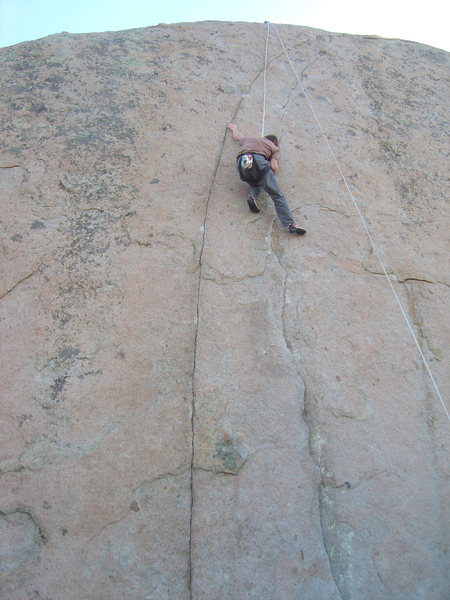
240,154,294,227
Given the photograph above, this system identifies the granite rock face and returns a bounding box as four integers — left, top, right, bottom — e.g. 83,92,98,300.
0,21,449,599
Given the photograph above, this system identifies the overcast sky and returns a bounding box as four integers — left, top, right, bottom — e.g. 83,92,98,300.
0,0,448,51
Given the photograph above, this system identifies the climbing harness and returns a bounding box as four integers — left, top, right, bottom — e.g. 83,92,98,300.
261,21,448,420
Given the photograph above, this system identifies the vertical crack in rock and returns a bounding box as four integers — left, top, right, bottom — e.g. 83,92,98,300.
188,124,229,597
303,387,345,598
401,280,448,561
188,55,281,596
270,223,344,598
269,221,298,372
307,413,346,599
402,280,443,425
318,484,346,600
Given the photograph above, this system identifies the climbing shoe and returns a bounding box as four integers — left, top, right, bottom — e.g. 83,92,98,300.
247,195,260,214
289,223,306,235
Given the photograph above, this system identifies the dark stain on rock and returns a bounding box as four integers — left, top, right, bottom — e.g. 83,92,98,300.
18,414,33,427
50,376,68,402
30,103,47,114
58,347,80,364
80,369,103,379
30,220,45,230
215,434,248,475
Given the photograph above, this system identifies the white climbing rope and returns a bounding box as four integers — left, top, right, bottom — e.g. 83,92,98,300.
268,22,448,421
262,21,270,137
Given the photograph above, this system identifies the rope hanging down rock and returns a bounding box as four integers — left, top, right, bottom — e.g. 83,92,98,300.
262,21,448,420
261,21,270,136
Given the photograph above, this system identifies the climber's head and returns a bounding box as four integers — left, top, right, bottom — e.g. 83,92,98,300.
265,134,279,147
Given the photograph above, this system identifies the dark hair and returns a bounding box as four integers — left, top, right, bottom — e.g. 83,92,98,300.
265,134,279,146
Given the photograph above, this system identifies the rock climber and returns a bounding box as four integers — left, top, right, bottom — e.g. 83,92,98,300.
227,123,306,235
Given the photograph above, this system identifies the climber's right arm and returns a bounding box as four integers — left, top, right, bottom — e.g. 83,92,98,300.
227,123,244,142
